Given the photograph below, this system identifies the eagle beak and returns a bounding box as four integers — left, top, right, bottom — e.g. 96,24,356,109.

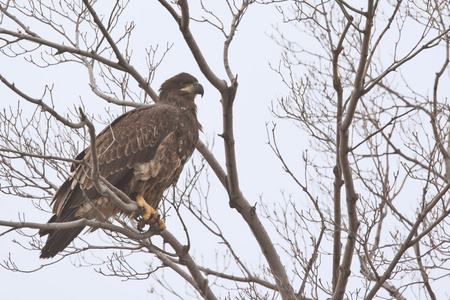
193,82,204,98
181,82,204,98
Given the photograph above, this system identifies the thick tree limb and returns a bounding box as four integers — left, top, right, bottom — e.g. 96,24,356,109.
333,2,374,299
160,230,218,300
196,140,227,187
158,0,227,92
331,17,352,293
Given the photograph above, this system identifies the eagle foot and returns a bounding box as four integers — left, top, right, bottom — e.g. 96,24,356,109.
135,213,166,231
134,195,166,231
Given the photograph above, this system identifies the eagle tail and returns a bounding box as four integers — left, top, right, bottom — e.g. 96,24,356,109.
39,211,85,259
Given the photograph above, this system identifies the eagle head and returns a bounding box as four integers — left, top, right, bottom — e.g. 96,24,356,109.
158,73,204,104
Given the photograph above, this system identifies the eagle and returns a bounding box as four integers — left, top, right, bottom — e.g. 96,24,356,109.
39,72,204,258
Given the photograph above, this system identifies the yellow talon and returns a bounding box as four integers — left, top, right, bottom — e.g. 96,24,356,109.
149,211,166,230
136,195,154,220
134,195,166,231
157,218,166,230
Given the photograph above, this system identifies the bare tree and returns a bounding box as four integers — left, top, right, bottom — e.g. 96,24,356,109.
270,0,450,299
0,0,449,299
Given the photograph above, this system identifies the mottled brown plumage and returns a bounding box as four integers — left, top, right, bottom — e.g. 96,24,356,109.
39,73,204,258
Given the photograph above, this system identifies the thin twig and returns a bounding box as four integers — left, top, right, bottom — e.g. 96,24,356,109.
81,0,158,101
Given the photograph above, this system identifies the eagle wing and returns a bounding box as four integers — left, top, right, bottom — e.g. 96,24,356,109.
52,104,180,217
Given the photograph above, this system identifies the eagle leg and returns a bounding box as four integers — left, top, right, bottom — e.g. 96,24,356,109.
133,195,166,231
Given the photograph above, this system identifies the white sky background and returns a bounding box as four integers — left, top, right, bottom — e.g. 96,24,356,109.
1,1,450,299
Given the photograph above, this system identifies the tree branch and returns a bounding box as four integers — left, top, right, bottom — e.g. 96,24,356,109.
81,0,158,101
0,28,126,70
160,230,218,300
158,0,227,92
334,2,374,299
331,16,352,293
365,180,450,299
0,73,87,129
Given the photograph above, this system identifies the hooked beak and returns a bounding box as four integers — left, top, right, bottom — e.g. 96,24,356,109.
180,82,204,98
193,82,204,97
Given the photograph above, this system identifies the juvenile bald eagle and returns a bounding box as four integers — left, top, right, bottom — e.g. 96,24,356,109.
39,73,204,258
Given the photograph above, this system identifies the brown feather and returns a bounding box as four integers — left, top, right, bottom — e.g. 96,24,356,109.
40,73,202,258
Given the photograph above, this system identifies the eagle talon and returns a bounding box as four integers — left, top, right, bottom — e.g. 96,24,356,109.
145,213,166,231
135,195,155,220
136,215,166,231
137,219,146,231
134,195,166,231
132,213,142,222
131,207,146,221
155,216,166,231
